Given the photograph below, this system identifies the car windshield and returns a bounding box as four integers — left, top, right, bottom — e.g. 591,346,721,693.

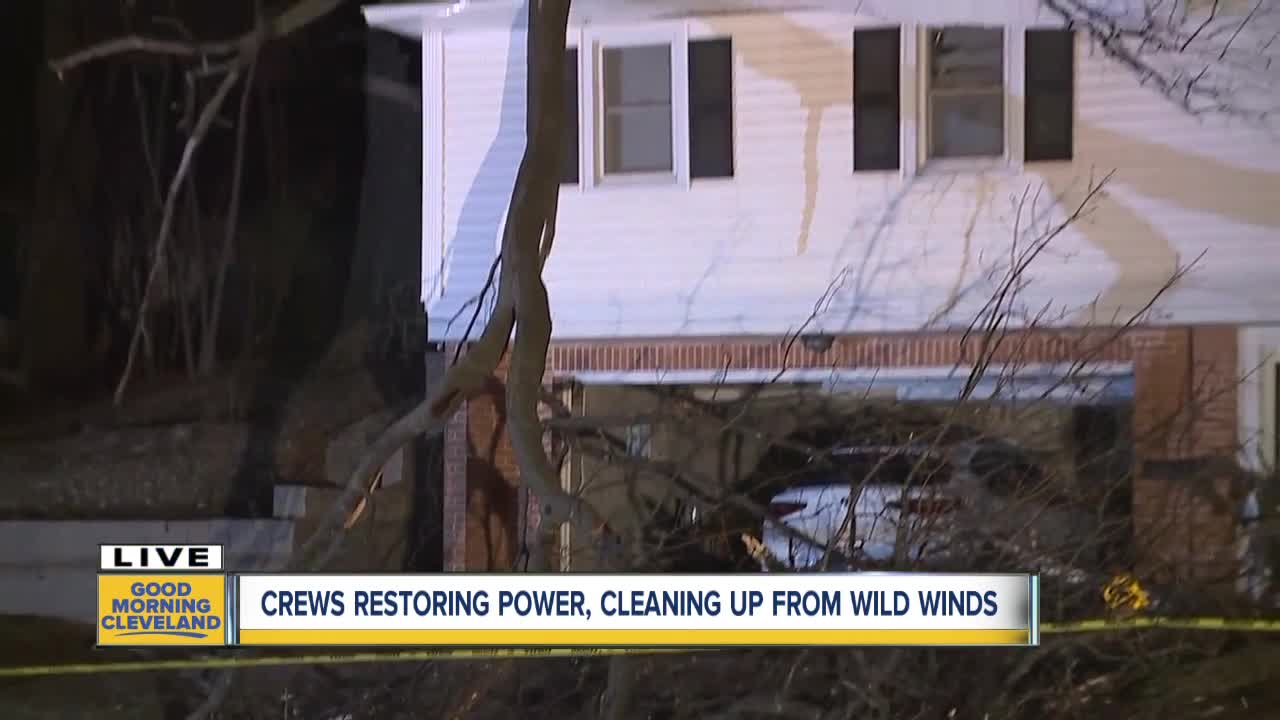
831,447,952,486
771,448,953,489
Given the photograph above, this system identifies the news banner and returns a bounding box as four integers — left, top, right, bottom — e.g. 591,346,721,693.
96,544,1039,648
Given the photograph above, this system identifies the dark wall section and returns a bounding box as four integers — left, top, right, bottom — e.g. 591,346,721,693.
348,27,425,405
351,27,436,570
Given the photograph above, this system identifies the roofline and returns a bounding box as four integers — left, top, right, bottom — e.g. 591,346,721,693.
363,0,849,38
363,1,522,38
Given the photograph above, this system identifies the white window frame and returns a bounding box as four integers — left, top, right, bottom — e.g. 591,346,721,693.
582,24,690,189
1258,353,1280,471
1270,361,1280,471
624,423,654,458
1239,327,1280,471
914,24,1028,175
558,382,579,571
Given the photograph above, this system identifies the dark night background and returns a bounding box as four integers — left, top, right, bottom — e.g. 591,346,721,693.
2,4,1280,719
0,1,441,567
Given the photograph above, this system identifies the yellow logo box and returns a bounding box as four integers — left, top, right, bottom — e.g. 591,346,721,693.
97,574,227,647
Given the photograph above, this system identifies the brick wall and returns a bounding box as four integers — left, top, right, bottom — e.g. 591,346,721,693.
441,348,522,571
547,329,1133,373
1130,327,1240,581
464,373,520,571
445,326,1240,580
442,399,469,571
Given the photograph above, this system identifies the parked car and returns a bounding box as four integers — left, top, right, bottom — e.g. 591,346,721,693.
762,443,954,568
761,438,1083,572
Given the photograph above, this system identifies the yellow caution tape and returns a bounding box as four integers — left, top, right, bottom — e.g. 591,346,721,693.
0,648,681,678
0,580,1266,678
6,618,1280,678
1041,616,1280,634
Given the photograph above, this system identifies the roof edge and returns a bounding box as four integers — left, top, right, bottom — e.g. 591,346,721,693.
363,1,523,37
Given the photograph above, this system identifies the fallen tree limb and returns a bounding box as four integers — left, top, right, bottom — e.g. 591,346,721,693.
294,0,615,573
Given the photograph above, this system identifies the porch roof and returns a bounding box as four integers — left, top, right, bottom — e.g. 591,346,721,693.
363,1,836,38
560,361,1136,403
362,0,1066,38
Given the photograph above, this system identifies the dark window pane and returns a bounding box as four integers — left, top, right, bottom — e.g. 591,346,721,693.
1025,92,1071,161
603,45,671,105
930,27,1003,90
689,37,734,179
560,48,579,184
854,107,899,170
931,92,1003,158
1025,29,1074,162
603,44,673,174
689,38,732,102
854,29,899,96
1026,29,1073,90
605,106,673,173
690,109,733,178
853,27,901,171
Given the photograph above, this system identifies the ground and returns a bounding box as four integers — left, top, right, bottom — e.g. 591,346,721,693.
0,359,1276,718
4,612,1280,719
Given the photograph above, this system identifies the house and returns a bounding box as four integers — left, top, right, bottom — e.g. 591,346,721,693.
363,0,1280,581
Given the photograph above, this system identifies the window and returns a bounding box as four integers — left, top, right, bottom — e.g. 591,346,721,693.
561,48,580,184
602,44,674,175
1025,29,1074,162
927,27,1004,159
688,37,735,179
624,424,653,457
853,27,901,171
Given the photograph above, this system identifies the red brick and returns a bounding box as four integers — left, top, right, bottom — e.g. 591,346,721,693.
445,326,1241,577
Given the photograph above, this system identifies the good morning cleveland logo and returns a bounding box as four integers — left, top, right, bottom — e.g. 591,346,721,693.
97,544,228,647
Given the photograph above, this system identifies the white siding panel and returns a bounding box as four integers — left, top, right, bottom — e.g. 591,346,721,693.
427,10,1280,341
437,29,528,333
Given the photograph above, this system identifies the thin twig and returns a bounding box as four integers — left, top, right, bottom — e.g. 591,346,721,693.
201,56,258,375
113,65,241,405
49,0,344,76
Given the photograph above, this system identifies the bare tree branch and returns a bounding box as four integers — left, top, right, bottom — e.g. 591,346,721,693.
49,0,343,76
113,65,241,405
200,55,257,375
291,0,616,574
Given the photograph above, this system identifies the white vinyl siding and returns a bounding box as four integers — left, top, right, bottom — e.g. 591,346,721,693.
428,9,1280,341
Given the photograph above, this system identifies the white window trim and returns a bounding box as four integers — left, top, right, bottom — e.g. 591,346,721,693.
915,24,1026,175
1240,327,1280,471
1268,360,1280,471
582,23,690,189
899,23,918,178
624,423,654,458
561,21,1068,189
558,382,578,571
